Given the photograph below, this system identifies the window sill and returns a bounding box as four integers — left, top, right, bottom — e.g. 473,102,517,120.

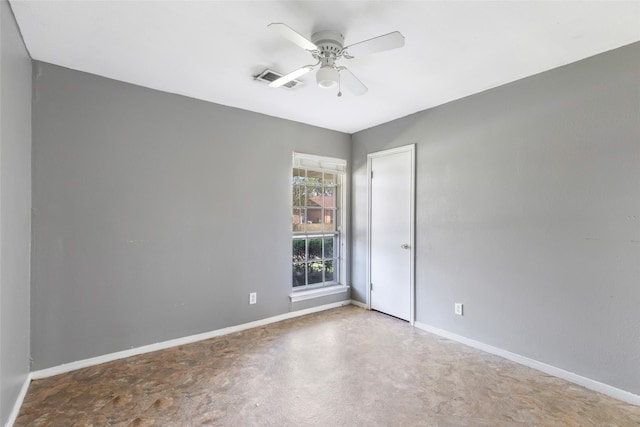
289,285,350,303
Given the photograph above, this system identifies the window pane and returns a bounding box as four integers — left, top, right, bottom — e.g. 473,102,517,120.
293,263,306,287
323,187,335,207
306,208,322,232
323,173,337,187
292,239,306,263
308,262,324,285
307,191,323,208
323,209,335,232
292,185,305,207
293,168,306,190
293,167,305,180
324,260,335,282
307,170,322,184
308,238,322,260
292,209,305,232
323,237,334,258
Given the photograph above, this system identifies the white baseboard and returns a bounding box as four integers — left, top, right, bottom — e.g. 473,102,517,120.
414,321,640,406
31,300,352,380
349,299,368,309
5,373,32,427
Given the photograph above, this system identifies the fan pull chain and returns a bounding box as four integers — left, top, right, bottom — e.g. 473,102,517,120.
337,72,342,97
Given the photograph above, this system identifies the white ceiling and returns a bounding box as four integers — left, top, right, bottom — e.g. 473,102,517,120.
9,1,640,133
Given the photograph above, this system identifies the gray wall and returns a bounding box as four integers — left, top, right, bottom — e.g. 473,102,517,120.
31,62,350,370
0,0,32,423
352,42,640,395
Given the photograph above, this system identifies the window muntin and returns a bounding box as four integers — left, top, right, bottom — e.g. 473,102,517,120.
292,154,345,289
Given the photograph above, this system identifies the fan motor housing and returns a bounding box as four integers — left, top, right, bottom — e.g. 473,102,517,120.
311,30,345,58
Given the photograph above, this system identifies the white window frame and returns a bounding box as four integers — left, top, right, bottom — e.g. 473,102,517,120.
291,152,348,298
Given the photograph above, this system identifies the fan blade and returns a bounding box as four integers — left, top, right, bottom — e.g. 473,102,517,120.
268,23,318,51
344,31,405,57
340,68,368,96
269,66,314,88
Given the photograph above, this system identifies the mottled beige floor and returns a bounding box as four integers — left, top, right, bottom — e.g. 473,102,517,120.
16,305,640,426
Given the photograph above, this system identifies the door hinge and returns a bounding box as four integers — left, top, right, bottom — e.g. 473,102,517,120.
370,283,373,291
370,170,373,179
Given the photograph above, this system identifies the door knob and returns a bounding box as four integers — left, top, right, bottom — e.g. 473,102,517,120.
401,244,410,249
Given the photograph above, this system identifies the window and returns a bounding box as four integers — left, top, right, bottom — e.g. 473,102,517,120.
292,153,346,290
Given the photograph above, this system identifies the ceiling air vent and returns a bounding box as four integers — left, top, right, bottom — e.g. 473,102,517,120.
255,69,302,89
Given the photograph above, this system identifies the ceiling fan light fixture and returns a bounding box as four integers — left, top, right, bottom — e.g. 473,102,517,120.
316,66,338,88
268,22,404,96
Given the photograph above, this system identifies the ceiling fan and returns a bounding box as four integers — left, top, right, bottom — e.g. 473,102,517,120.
267,23,405,96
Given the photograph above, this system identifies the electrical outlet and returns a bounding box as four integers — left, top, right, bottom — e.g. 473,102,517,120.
454,303,463,316
249,292,257,305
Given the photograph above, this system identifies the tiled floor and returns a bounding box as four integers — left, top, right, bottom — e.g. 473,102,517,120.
16,305,640,426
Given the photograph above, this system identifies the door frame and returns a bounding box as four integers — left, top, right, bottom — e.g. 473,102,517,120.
366,144,416,325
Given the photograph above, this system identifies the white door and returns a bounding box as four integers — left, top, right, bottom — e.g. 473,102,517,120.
368,145,415,322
